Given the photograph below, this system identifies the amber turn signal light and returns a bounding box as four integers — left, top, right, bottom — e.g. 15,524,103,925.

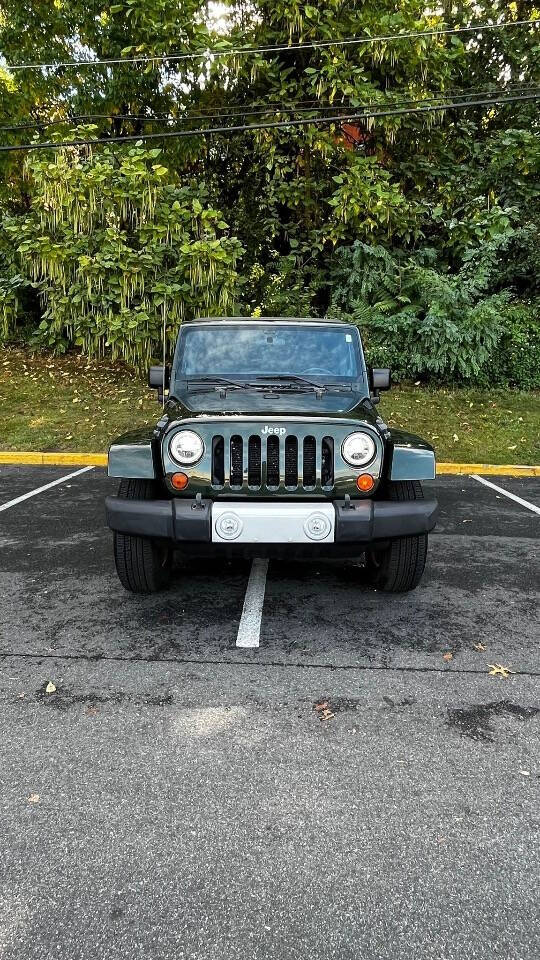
171,472,189,490
356,473,375,492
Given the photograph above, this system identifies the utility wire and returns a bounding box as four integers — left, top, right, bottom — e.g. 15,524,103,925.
0,100,330,130
1,84,536,132
1,91,538,152
3,18,538,71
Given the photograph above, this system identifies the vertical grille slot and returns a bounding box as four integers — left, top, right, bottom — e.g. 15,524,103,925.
303,436,316,487
321,436,334,488
266,435,280,487
230,435,243,486
210,428,337,492
285,436,298,487
211,436,224,486
248,435,262,487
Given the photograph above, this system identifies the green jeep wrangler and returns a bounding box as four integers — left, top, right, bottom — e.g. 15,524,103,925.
105,318,437,593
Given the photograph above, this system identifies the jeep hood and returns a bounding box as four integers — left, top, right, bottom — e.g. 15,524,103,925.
165,387,377,423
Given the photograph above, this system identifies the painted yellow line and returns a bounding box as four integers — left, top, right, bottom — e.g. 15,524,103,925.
0,452,108,467
0,452,538,476
437,462,540,477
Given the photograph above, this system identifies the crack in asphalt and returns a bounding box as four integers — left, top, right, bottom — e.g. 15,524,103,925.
1,650,539,676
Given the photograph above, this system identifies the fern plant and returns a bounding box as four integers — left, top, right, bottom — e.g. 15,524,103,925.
328,242,512,382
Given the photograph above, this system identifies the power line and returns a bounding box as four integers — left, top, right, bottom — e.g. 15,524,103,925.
1,84,536,132
0,102,397,132
0,101,327,130
4,18,538,71
1,91,538,152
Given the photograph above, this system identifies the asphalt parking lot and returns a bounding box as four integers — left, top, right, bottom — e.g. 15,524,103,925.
1,465,539,960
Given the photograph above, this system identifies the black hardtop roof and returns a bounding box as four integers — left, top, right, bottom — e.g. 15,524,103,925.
187,316,344,324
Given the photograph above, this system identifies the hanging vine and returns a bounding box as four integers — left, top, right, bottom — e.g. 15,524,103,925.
10,134,243,367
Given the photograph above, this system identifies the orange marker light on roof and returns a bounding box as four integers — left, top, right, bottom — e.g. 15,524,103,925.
356,474,375,493
171,472,189,490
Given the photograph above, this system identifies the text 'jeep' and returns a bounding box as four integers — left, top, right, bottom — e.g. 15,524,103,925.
106,318,438,592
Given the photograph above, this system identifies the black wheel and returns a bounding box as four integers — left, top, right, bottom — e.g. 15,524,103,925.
366,480,428,593
113,479,172,593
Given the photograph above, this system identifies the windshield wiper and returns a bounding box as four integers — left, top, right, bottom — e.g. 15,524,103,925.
251,374,326,389
251,376,358,394
186,376,322,394
184,376,317,397
184,375,356,396
185,376,248,393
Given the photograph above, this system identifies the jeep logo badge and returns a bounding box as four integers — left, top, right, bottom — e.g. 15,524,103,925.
261,425,287,435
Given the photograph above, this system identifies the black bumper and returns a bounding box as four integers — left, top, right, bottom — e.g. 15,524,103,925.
105,496,438,543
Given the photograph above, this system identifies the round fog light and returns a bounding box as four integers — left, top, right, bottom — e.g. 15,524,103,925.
356,474,375,492
216,512,243,540
304,512,332,541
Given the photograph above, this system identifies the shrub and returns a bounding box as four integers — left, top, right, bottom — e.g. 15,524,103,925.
8,134,243,367
328,242,510,382
485,302,540,390
0,214,28,340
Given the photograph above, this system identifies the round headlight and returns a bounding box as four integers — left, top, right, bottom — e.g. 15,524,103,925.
169,430,204,465
342,432,376,468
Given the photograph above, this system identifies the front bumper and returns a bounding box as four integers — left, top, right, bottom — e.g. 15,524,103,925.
105,496,438,544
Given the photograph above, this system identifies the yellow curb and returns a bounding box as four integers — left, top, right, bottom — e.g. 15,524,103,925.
0,452,108,467
0,453,538,477
437,462,540,477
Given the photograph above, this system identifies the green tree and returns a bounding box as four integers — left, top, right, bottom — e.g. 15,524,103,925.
8,136,242,365
1,1,538,374
199,1,538,311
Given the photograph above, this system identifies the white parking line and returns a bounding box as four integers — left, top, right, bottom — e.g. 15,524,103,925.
471,474,540,515
0,466,94,512
236,559,269,648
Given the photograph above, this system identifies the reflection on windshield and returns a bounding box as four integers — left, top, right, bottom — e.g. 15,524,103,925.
175,325,362,381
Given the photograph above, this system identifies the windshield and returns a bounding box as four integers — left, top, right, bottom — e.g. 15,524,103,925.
174,323,365,384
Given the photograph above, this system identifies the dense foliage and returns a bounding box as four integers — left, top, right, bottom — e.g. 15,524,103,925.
0,1,539,384
329,237,540,387
9,136,242,365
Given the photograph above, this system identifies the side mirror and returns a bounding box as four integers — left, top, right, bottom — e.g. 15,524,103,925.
370,367,391,403
148,365,170,403
372,368,391,391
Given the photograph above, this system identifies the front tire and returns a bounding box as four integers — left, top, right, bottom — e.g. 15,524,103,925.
366,480,428,593
113,479,172,593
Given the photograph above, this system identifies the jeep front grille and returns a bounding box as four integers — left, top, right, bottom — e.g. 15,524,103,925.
285,436,298,486
247,435,261,486
230,434,243,486
210,432,336,492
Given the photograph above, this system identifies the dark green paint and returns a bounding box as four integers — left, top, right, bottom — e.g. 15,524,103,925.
107,319,436,491
108,426,156,479
162,416,384,500
387,428,436,481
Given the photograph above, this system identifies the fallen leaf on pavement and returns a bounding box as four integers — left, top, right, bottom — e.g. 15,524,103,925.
319,708,335,721
473,643,486,651
314,701,328,712
45,681,56,694
28,794,40,803
442,652,453,662
488,663,514,678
